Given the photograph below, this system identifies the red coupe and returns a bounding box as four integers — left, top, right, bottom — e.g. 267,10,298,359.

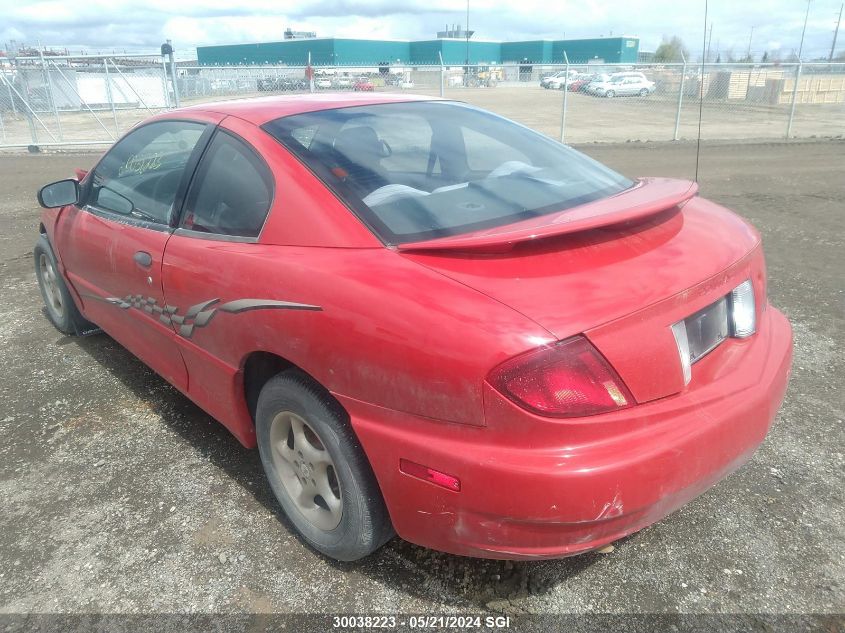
35,94,792,561
353,78,375,92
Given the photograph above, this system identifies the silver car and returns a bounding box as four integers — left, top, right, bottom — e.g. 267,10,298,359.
591,74,655,98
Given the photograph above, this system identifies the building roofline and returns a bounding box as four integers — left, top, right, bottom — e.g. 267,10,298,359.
197,35,641,50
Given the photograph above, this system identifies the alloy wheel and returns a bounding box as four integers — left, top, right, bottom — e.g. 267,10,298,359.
39,253,64,318
268,410,343,531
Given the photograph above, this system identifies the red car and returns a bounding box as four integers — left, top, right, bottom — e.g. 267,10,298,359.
568,77,591,92
353,79,375,92
35,94,792,561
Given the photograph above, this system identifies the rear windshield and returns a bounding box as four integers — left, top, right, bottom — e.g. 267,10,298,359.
262,101,633,244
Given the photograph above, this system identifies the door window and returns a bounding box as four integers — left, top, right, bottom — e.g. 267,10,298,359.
88,121,207,225
179,131,274,239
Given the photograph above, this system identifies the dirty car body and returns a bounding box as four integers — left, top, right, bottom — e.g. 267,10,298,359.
35,94,792,560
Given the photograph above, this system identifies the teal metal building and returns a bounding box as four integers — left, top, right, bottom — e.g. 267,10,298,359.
196,36,639,66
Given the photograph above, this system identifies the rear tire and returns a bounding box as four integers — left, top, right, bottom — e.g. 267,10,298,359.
605,90,615,98
34,235,95,336
256,370,394,561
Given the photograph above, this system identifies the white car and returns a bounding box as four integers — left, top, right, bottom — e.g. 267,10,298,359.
589,73,655,98
315,78,333,89
541,70,577,90
334,76,353,89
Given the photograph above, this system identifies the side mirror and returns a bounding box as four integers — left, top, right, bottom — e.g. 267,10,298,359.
37,179,79,209
96,186,134,216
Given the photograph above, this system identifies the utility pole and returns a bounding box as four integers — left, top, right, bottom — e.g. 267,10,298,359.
465,0,470,67
831,3,843,61
706,22,713,62
746,26,755,60
798,0,811,60
464,0,471,87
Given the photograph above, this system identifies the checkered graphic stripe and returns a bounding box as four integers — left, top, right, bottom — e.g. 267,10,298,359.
86,294,321,339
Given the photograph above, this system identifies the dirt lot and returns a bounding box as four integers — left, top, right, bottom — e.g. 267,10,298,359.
0,140,843,623
2,85,844,146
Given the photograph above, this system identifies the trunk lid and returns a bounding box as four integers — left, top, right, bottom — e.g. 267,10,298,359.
403,184,764,404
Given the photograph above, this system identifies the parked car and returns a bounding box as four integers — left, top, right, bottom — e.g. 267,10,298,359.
567,73,595,92
279,78,308,92
543,70,579,90
588,72,655,97
353,78,375,92
257,77,307,92
34,94,792,562
334,76,353,89
314,77,332,89
257,77,279,92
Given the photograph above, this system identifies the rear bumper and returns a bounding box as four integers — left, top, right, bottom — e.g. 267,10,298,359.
341,307,792,559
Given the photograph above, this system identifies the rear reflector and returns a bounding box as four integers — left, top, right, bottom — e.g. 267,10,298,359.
487,336,634,418
399,459,461,492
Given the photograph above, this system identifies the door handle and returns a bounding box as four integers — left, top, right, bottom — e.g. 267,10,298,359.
133,251,152,267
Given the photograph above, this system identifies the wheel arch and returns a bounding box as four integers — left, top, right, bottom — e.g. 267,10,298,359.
241,351,346,428
242,351,294,424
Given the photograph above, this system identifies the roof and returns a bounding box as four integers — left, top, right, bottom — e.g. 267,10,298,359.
180,93,439,125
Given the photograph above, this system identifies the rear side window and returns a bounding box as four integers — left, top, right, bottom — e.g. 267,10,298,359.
180,131,273,238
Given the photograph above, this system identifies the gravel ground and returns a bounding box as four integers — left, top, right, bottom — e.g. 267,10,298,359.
0,140,842,623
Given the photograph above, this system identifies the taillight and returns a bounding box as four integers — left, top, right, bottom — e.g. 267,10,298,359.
487,336,635,418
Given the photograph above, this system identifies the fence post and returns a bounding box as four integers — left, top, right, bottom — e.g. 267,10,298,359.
0,106,5,143
160,55,171,109
439,51,445,97
166,47,180,108
560,53,570,143
2,68,57,144
308,52,314,93
39,50,63,141
6,69,17,115
674,54,687,141
103,58,120,135
13,59,38,145
786,60,802,139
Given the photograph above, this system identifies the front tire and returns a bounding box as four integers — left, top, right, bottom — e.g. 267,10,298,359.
34,235,94,335
639,88,649,97
605,90,615,98
256,370,394,561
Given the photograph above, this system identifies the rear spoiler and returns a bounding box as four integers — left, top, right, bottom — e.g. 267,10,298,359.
397,178,698,253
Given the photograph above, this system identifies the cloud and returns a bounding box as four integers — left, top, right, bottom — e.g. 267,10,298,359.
1,0,841,60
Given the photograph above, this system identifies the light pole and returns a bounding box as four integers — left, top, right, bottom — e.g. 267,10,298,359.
830,3,843,61
746,26,755,61
798,0,811,60
465,0,470,86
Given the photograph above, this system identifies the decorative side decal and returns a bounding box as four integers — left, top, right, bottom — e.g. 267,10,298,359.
83,293,321,339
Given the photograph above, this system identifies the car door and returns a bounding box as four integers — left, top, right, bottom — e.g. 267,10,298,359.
616,77,630,96
54,118,215,391
160,117,278,428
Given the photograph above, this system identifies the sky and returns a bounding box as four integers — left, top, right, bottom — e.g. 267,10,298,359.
1,0,842,61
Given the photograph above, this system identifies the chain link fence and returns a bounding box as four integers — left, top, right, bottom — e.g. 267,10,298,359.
0,53,178,147
2,54,843,148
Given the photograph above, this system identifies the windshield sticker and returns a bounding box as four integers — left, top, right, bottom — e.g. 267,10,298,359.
119,153,164,177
